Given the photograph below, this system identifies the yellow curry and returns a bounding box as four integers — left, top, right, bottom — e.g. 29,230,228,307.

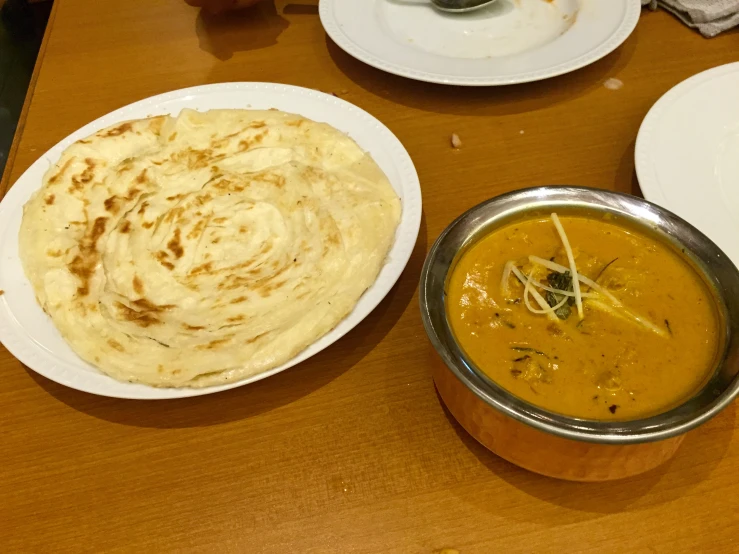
447,214,720,420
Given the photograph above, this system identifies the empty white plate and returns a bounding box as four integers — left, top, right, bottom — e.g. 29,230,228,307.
0,83,422,399
636,63,739,269
319,0,641,86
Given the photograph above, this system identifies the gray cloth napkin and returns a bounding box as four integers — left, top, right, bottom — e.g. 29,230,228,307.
642,0,739,37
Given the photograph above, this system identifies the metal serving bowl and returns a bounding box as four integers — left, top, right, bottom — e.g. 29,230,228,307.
420,186,739,481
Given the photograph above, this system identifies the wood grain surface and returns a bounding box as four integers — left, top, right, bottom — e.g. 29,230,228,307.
2,1,739,552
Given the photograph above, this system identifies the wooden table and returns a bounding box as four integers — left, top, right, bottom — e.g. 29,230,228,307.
2,1,739,551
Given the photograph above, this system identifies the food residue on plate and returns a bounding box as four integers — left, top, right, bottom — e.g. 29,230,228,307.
451,133,462,148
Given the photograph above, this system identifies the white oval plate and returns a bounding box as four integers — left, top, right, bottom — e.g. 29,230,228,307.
0,83,422,399
636,63,739,268
319,0,640,86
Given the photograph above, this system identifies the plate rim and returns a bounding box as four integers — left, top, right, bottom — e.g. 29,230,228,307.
0,82,422,399
319,0,641,86
635,62,739,210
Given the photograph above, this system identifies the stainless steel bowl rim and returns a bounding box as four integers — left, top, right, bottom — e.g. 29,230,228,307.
420,186,739,445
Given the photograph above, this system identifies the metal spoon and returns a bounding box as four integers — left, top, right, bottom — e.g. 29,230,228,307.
431,0,500,13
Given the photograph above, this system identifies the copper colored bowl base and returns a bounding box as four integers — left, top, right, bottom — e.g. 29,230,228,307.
432,356,685,482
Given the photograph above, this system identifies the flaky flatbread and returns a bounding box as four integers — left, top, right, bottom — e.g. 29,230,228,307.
19,109,401,387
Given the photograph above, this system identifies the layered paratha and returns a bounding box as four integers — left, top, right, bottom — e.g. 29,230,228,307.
19,109,401,387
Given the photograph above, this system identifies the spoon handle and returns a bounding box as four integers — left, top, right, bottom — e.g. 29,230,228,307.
432,0,498,12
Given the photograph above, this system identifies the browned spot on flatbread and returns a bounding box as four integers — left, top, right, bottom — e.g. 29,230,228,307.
132,275,144,294
115,301,162,327
132,298,174,312
194,193,212,206
196,337,232,351
116,158,134,174
325,231,341,247
148,116,166,135
142,221,154,229
189,261,213,276
167,228,184,259
256,281,286,298
104,196,119,213
186,218,208,240
220,262,289,293
238,131,266,152
48,157,75,184
164,207,185,223
135,169,148,184
172,147,224,170
69,158,97,192
210,131,241,150
102,191,138,214
286,119,306,128
0,289,4,296
47,250,63,257
102,122,133,137
44,194,55,205
67,217,108,296
155,250,175,270
230,295,247,304
115,298,172,328
227,315,245,323
167,193,186,202
239,226,248,234
254,172,286,188
301,165,323,182
119,220,132,233
213,180,232,191
183,324,205,331
168,132,177,142
250,121,266,129
212,217,227,224
108,339,125,352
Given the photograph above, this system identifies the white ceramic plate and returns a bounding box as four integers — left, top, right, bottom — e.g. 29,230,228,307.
0,83,422,399
636,63,739,268
319,0,640,86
